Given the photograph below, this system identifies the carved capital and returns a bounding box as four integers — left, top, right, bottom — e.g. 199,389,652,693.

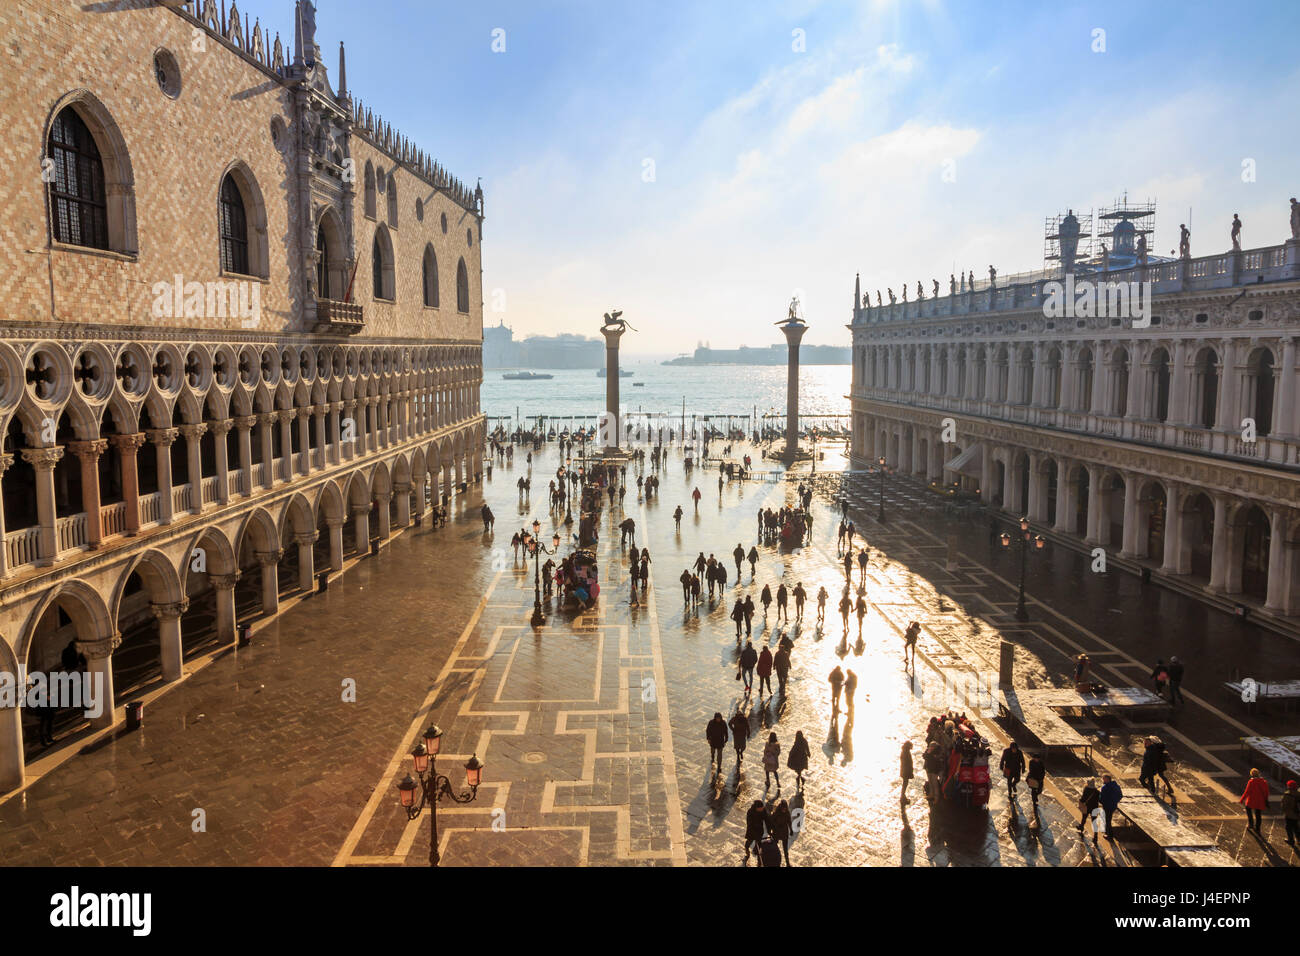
258,412,278,426
374,491,392,503
77,632,122,661
326,516,347,528
350,504,372,518
234,415,258,431
150,599,190,621
0,452,12,477
209,572,242,590
21,445,64,470
109,432,147,453
329,401,344,413
255,549,284,567
294,531,319,546
393,482,412,494
177,423,208,440
277,410,296,425
209,418,235,436
146,427,179,447
67,439,108,462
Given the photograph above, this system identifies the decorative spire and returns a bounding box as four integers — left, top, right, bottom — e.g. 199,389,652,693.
854,272,861,310
292,1,304,66
338,41,347,97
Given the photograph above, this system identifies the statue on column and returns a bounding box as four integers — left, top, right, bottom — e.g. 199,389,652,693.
1136,234,1148,265
959,272,966,293
968,269,975,289
787,296,801,320
1290,198,1299,240
916,281,924,300
950,274,957,295
1099,243,1109,272
988,264,997,287
1231,213,1242,251
876,290,882,307
932,279,940,299
887,288,896,305
1178,223,1191,259
901,285,908,303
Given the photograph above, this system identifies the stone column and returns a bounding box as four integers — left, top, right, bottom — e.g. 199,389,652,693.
210,572,240,644
297,407,312,475
151,599,189,682
210,419,233,504
178,423,206,515
1161,484,1186,574
77,633,121,730
328,402,344,465
600,321,628,455
1207,494,1230,592
313,406,327,470
0,677,22,789
256,549,282,614
1265,509,1289,611
1125,348,1143,420
352,504,371,554
234,415,256,496
68,439,107,549
277,411,294,482
0,454,11,577
109,433,145,535
21,446,64,565
1170,340,1190,424
295,531,318,592
1216,339,1239,433
375,490,392,540
393,482,412,528
775,316,808,461
326,517,345,571
980,445,995,504
342,400,358,460
1120,472,1140,557
1084,464,1104,544
1026,452,1043,521
1053,457,1075,533
258,412,276,488
147,428,178,524
1275,336,1296,437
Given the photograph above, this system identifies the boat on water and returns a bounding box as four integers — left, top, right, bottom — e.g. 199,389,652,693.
502,371,554,380
633,382,645,386
596,368,633,378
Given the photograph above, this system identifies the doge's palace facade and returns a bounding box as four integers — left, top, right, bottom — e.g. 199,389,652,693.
849,210,1300,637
0,0,486,788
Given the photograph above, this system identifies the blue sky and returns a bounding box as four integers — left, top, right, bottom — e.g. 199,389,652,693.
230,0,1300,350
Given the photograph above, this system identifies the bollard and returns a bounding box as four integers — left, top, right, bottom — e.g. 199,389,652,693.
125,701,143,731
318,570,329,593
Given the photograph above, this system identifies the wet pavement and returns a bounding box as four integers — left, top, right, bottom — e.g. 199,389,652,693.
0,440,1295,866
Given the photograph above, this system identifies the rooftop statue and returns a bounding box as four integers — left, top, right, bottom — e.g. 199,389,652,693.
968,269,975,289
1100,243,1109,271
1136,234,1148,265
916,281,924,300
1178,224,1191,259
876,290,882,307
888,288,896,305
1290,197,1300,240
950,274,957,295
933,279,940,299
988,265,997,287
1231,213,1242,252
901,285,908,303
787,296,802,321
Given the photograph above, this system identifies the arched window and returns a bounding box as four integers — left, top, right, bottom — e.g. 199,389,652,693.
372,228,395,301
218,174,249,274
316,221,330,299
387,174,398,228
456,257,469,313
363,161,376,218
422,245,439,308
47,107,108,249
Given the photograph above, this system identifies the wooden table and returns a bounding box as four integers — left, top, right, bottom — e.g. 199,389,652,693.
1240,736,1300,781
1117,793,1225,865
1224,679,1300,713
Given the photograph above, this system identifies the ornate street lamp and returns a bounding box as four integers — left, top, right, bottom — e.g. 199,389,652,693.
877,456,887,523
397,723,485,866
1000,516,1045,621
524,520,563,627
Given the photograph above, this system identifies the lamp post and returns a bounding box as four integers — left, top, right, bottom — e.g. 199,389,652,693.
1000,515,1045,621
524,520,562,627
396,724,484,867
877,456,887,523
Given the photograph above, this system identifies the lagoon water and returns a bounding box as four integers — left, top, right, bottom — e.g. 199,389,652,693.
483,363,851,428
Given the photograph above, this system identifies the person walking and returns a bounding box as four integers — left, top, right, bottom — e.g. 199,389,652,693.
673,505,683,531
816,586,828,624
792,582,806,622
1077,778,1102,844
1240,769,1270,834
742,594,755,637
844,669,859,712
743,799,768,864
923,742,944,804
842,549,854,583
900,740,914,805
692,486,701,513
679,569,692,605
729,709,750,770
694,551,707,578
1282,779,1299,846
773,646,791,696
739,641,758,694
706,712,728,778
846,520,856,548
731,598,746,640
762,732,782,792
1149,736,1174,796
903,620,920,669
768,798,792,866
1167,656,1185,706
854,592,868,638
480,503,494,532
1000,741,1025,797
690,572,702,608
776,583,789,622
639,553,650,590
828,665,845,714
837,520,847,551
787,729,810,789
1026,752,1046,815
733,543,745,580
838,591,851,632
757,646,774,698
1150,658,1169,699
747,545,758,577
1099,773,1123,838
760,583,772,618
857,547,869,586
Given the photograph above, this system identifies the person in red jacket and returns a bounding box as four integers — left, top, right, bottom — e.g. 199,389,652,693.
1240,768,1270,833
756,646,774,699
